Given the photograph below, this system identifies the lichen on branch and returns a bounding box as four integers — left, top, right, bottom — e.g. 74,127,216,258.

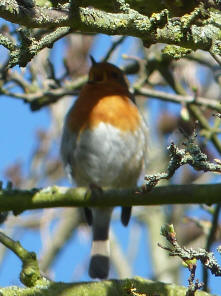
142,131,221,192
159,224,221,295
0,231,49,287
0,0,220,68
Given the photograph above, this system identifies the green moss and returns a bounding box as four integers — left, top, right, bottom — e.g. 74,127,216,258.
162,45,192,59
35,0,52,7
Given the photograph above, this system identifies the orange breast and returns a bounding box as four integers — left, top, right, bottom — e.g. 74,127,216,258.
67,83,141,134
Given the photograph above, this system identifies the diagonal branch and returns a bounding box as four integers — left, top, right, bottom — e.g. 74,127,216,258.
143,138,221,191
0,231,47,287
8,26,71,67
134,87,221,113
159,224,221,295
160,224,221,277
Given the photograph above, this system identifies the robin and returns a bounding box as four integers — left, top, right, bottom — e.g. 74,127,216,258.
60,56,147,279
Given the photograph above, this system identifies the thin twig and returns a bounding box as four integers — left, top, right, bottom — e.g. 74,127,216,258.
142,134,221,192
159,224,221,295
103,36,126,62
134,87,221,113
203,204,221,291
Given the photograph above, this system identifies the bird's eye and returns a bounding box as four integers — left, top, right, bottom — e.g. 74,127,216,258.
110,71,119,79
94,72,103,82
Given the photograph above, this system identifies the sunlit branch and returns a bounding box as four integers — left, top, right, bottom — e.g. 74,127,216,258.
0,183,220,212
134,87,221,113
0,1,220,69
0,231,45,287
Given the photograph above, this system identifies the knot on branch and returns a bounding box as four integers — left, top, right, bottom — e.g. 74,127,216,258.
0,231,50,287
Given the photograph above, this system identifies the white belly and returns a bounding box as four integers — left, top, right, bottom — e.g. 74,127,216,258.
62,122,145,188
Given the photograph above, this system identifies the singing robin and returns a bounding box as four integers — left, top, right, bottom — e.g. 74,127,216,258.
60,56,147,279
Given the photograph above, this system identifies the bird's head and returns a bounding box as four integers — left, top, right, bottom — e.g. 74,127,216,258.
88,56,129,89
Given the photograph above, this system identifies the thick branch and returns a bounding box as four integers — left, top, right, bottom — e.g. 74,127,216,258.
0,137,219,211
0,0,70,28
9,26,71,67
0,183,221,212
0,1,220,57
0,276,213,296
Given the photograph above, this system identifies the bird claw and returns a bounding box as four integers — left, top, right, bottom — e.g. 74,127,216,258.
83,184,103,226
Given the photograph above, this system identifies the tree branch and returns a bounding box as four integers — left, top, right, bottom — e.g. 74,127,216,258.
0,214,215,296
203,204,221,291
0,1,220,69
8,26,71,67
0,183,221,212
0,231,47,287
159,224,221,295
1,61,220,113
0,137,220,212
0,276,213,296
142,138,221,191
0,0,70,28
134,87,221,113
